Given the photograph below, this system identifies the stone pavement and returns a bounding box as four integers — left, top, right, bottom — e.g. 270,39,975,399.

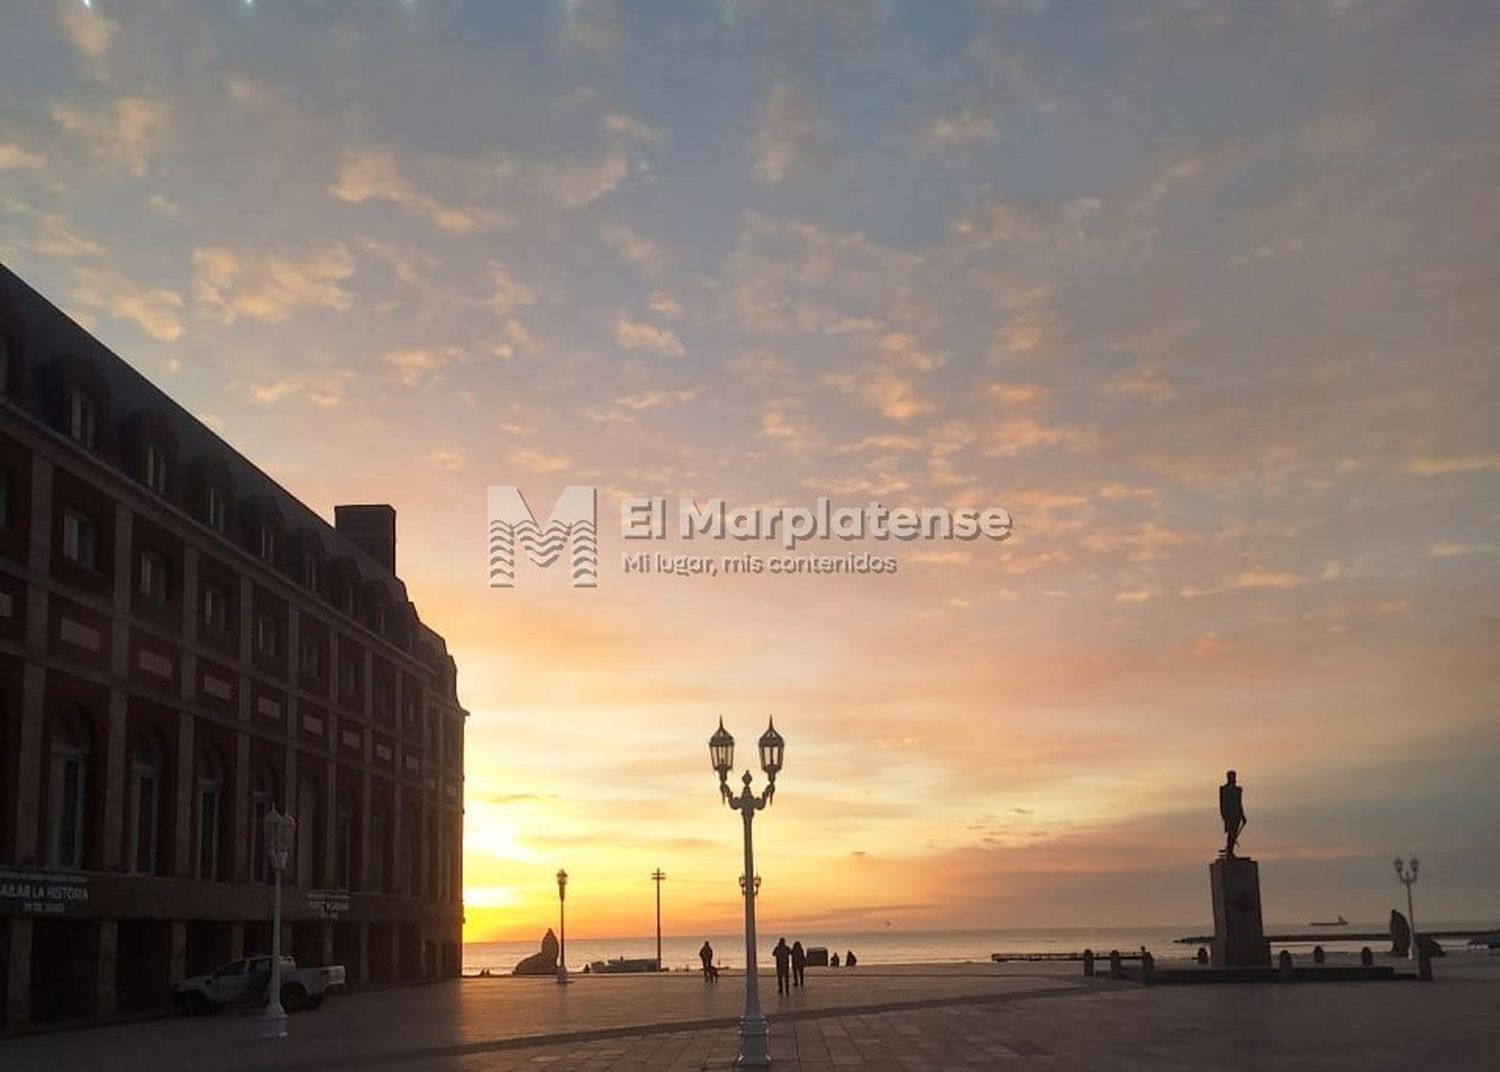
5,958,1499,1071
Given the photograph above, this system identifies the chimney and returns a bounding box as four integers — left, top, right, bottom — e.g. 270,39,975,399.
335,504,397,574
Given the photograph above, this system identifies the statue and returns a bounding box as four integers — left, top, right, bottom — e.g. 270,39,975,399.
1218,770,1247,858
512,929,560,976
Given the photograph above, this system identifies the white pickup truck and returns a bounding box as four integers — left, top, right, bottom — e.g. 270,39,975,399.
173,955,346,1014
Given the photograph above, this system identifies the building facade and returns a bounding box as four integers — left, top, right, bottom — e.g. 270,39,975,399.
0,264,466,1028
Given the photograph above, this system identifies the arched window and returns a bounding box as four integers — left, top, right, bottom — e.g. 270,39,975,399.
127,733,164,875
335,787,355,890
196,749,224,880
295,775,319,885
250,767,276,883
48,709,90,869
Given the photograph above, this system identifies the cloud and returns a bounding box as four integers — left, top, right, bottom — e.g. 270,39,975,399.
0,143,45,171
927,109,1000,148
1181,570,1308,598
248,369,353,408
70,266,184,342
751,80,827,185
50,97,170,177
984,416,1097,456
560,0,623,55
420,448,466,472
1115,589,1154,603
649,289,684,319
614,388,699,411
1106,366,1177,403
193,244,356,324
988,382,1050,406
603,112,664,143
58,2,117,61
827,367,932,421
602,224,664,276
329,148,505,234
1404,454,1500,476
614,314,684,357
383,346,461,387
509,445,573,473
1429,541,1497,558
485,262,537,316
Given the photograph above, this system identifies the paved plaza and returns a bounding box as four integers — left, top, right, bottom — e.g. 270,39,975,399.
4,959,1498,1070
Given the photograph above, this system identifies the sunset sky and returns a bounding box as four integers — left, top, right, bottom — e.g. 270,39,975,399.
1,1,1497,942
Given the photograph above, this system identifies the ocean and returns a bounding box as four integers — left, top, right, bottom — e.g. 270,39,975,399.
462,921,1497,975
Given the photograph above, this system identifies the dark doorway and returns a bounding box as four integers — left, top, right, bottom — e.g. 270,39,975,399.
30,919,99,1023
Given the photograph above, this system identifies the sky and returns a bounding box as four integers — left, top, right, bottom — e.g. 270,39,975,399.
1,0,1497,943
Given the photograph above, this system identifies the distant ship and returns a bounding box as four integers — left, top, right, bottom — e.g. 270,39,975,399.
1309,914,1349,927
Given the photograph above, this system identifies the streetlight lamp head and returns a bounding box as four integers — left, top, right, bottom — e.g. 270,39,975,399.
710,718,735,779
263,806,297,872
758,717,784,779
1410,857,1419,876
556,868,568,896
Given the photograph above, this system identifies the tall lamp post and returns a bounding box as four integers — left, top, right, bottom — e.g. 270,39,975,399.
1393,856,1419,960
556,868,569,984
261,807,297,1040
709,717,784,1070
651,869,667,971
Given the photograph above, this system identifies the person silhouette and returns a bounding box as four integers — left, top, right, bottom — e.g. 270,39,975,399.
830,952,840,968
699,940,716,982
845,950,857,968
772,937,792,994
791,940,807,988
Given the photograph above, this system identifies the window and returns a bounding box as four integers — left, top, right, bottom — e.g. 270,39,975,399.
340,660,358,696
67,390,97,448
0,334,9,389
370,799,388,893
300,635,323,677
206,486,226,534
295,776,319,885
144,443,167,494
0,468,9,528
302,554,318,591
48,710,90,869
258,524,275,564
197,751,223,880
62,509,97,568
250,770,274,884
140,549,168,602
373,676,390,717
202,584,229,633
373,602,387,636
128,734,163,875
339,580,355,617
336,791,354,889
255,612,278,658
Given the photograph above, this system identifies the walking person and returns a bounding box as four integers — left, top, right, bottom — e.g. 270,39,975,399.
699,940,716,982
791,940,807,988
772,937,792,994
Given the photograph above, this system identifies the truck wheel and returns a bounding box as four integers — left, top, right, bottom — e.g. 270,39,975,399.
280,983,308,1012
307,994,324,1010
178,992,209,1016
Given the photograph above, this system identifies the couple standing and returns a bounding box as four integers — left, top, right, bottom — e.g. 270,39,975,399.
772,938,807,993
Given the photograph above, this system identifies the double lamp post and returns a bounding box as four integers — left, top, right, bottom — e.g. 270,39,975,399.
709,717,784,1071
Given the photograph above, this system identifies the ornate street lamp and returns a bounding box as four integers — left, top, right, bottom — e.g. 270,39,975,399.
1394,856,1419,960
261,806,297,1040
710,717,783,1070
556,868,569,984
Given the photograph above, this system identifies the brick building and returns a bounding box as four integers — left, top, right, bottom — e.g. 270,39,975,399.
0,263,466,1028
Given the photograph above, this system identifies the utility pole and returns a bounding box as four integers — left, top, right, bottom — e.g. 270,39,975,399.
652,869,667,970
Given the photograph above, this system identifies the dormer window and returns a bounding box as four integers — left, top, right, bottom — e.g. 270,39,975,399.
68,390,97,448
258,524,275,564
340,580,355,617
303,555,318,591
206,486,226,534
144,443,168,494
373,602,387,636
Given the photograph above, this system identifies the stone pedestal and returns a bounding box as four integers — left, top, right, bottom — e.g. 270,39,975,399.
1210,857,1271,967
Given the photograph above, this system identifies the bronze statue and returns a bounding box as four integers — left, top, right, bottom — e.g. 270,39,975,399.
1219,770,1247,858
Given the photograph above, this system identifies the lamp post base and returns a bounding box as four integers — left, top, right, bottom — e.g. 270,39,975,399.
734,1014,772,1069
260,1005,287,1040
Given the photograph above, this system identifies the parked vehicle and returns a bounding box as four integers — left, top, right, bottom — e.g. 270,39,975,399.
172,955,346,1014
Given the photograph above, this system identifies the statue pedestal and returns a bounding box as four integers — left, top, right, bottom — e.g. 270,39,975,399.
1210,857,1271,967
